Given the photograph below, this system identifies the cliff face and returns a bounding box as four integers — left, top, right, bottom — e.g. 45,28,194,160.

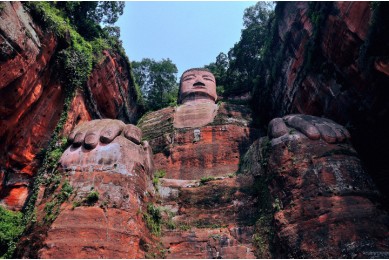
138,102,263,258
267,133,389,258
0,2,142,210
2,1,389,259
17,134,155,258
254,1,389,201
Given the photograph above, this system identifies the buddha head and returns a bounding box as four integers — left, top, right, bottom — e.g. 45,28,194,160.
178,68,217,105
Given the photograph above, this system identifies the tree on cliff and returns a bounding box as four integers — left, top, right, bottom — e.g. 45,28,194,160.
132,58,178,111
205,52,229,96
55,1,125,40
205,2,275,96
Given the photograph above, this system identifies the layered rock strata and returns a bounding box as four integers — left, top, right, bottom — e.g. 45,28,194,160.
0,1,60,210
157,176,259,259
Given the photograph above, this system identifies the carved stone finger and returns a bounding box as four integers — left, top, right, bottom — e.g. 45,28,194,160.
285,115,320,140
329,126,346,142
69,121,94,145
340,127,351,139
315,123,337,143
123,124,142,145
73,131,86,147
68,123,86,144
100,119,125,144
83,120,110,149
68,130,77,144
84,131,100,149
268,118,289,138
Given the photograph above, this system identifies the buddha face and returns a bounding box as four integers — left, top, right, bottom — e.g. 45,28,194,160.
179,69,217,104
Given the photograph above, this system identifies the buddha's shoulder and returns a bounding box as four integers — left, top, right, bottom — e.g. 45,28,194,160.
137,106,175,136
211,102,254,127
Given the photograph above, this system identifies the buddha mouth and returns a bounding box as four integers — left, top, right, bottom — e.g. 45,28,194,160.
179,91,216,104
193,81,206,87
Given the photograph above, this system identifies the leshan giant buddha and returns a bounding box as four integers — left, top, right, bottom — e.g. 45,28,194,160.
19,68,389,258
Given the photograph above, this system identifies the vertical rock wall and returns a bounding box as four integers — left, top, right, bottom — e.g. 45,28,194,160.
254,1,389,202
268,133,389,258
0,2,142,210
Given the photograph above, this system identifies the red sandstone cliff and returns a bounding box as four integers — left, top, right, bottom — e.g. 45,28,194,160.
2,1,389,259
138,103,261,180
254,1,389,203
0,2,142,210
137,102,262,258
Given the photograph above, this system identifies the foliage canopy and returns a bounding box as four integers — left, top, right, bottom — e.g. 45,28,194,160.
205,2,275,96
132,58,178,111
0,206,24,258
54,1,125,40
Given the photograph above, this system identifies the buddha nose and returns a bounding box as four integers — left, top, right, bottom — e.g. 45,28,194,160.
193,81,206,87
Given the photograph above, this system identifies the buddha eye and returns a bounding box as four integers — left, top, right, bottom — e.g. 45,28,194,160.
183,76,195,81
203,77,214,82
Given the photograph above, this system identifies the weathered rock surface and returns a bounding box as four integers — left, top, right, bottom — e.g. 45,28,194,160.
256,1,389,201
139,102,261,180
0,2,61,210
16,129,155,258
39,206,150,259
173,102,218,129
2,2,389,259
137,101,264,258
157,176,260,259
0,2,142,210
262,2,374,120
86,50,141,123
267,131,389,258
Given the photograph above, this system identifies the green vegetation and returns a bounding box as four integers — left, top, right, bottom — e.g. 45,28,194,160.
152,169,166,191
248,176,275,258
260,137,271,168
237,137,275,257
164,218,176,230
143,206,177,235
303,2,332,74
199,176,215,185
72,201,82,210
43,181,74,222
227,172,236,178
177,224,191,231
209,234,222,240
0,2,132,257
204,52,228,96
132,58,178,111
143,204,162,236
25,2,143,114
0,206,24,258
205,2,275,96
0,2,6,13
26,2,124,40
86,190,99,205
71,189,101,209
161,208,176,230
53,2,124,40
252,215,273,258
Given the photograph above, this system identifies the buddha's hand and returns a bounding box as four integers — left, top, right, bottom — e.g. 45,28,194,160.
68,119,142,149
268,114,350,143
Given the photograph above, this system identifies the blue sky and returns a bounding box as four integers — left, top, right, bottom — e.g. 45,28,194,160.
116,1,256,77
